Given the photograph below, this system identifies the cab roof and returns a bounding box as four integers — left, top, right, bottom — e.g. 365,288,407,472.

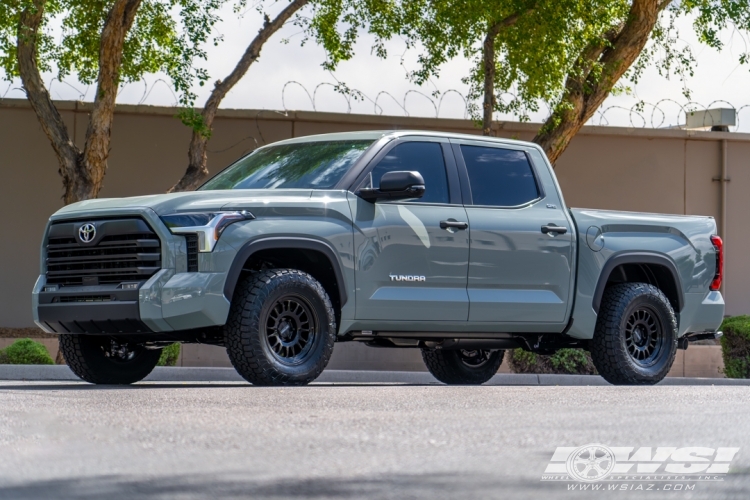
268,130,536,149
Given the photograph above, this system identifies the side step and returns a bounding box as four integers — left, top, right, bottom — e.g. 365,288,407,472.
677,331,723,350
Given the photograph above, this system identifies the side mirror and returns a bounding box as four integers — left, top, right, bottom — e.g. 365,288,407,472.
358,171,426,202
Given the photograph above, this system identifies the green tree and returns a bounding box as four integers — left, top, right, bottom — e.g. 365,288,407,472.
169,0,393,192
338,0,750,163
0,0,224,203
169,0,309,192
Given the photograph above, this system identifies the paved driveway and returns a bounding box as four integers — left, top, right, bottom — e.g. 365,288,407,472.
1,382,748,499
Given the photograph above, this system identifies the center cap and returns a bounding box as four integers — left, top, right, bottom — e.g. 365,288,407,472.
634,328,643,343
279,321,293,341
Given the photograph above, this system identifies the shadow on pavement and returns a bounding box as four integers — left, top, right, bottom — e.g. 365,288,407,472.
1,471,748,500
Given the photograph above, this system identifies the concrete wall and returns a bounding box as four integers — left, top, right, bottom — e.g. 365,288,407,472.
1,98,749,328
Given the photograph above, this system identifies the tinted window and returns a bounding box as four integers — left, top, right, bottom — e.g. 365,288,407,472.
370,142,449,204
461,146,540,206
200,140,373,190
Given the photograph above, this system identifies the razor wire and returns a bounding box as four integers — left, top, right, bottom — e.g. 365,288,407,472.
279,80,750,131
3,75,750,132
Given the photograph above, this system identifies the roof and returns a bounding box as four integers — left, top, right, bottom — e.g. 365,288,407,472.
269,130,536,148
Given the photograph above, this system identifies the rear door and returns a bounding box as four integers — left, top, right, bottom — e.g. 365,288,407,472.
452,139,575,326
350,137,470,322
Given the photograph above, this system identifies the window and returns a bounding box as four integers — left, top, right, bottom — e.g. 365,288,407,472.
200,140,373,190
461,146,540,206
370,142,450,204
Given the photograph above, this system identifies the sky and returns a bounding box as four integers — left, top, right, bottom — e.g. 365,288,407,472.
2,2,749,131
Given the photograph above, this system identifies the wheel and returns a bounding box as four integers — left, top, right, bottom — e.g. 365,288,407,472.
224,269,336,386
58,335,161,385
421,349,504,385
590,282,678,385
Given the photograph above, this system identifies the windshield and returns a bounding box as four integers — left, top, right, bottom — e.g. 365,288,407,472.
199,140,374,190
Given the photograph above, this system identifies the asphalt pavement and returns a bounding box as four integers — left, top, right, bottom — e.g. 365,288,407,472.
1,379,749,499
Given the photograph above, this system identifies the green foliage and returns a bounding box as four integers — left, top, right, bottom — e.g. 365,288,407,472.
508,348,597,375
0,338,54,365
0,0,227,107
178,107,212,137
157,342,181,366
310,1,750,126
720,316,750,379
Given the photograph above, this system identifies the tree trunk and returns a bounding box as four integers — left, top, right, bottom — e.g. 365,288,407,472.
17,0,82,203
17,0,142,204
169,0,309,192
481,11,529,136
78,0,143,201
481,28,496,136
533,0,668,164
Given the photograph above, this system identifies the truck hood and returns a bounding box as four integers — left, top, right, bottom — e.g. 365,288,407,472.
52,189,320,218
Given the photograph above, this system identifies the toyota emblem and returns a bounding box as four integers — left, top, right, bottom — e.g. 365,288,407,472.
78,223,96,243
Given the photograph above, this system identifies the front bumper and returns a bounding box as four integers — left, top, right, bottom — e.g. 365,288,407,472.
32,207,234,335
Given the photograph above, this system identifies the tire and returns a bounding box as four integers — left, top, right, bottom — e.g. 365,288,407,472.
225,269,336,386
421,349,504,385
591,282,678,385
58,335,161,385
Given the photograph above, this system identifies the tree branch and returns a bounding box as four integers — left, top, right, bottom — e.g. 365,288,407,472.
79,0,143,201
482,7,533,135
17,0,81,198
170,0,309,192
533,0,662,163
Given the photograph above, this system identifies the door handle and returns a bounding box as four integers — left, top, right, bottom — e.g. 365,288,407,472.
440,220,469,230
541,224,567,235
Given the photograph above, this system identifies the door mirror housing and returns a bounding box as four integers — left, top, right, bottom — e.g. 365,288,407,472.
357,171,426,202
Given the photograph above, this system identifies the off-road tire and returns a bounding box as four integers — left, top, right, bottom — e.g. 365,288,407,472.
225,269,336,386
58,335,161,385
421,349,504,385
591,282,678,385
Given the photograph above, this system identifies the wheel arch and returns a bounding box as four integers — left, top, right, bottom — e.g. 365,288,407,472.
223,237,348,312
592,252,684,314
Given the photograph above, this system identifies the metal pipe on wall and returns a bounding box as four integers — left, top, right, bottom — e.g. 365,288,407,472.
721,139,728,294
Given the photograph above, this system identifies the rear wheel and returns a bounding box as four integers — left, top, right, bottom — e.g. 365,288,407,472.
590,282,677,385
225,269,336,386
59,335,161,385
421,349,504,385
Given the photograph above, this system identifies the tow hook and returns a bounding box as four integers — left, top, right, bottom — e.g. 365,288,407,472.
677,331,723,350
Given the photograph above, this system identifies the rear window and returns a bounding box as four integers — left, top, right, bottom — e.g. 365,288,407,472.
461,146,540,206
200,140,374,190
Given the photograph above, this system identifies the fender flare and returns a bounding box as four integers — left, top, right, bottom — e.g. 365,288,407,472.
223,237,348,307
592,252,684,313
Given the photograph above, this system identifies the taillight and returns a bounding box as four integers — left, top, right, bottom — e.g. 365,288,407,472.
710,235,723,291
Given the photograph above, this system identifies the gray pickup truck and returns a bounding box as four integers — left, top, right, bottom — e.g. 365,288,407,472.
32,131,724,386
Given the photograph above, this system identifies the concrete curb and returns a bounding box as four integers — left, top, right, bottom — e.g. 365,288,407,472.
0,365,748,386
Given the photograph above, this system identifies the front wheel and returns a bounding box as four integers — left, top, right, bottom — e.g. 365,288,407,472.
590,282,678,385
225,269,336,386
421,349,504,385
59,335,161,385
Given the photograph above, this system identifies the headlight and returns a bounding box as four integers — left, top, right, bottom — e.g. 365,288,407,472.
160,211,254,252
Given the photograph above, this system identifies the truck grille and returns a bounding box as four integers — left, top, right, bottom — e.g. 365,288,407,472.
185,234,199,272
46,218,162,286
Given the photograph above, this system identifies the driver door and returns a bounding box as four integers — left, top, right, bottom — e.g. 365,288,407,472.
349,138,470,322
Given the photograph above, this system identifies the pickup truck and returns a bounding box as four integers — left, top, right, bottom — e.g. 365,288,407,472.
32,130,725,386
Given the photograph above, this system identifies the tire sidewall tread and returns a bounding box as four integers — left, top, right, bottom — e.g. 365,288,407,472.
58,335,161,385
591,282,678,385
421,349,504,385
225,269,336,386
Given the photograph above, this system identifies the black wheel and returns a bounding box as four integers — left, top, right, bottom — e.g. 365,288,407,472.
591,282,678,385
58,335,161,385
421,349,504,385
225,269,336,386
